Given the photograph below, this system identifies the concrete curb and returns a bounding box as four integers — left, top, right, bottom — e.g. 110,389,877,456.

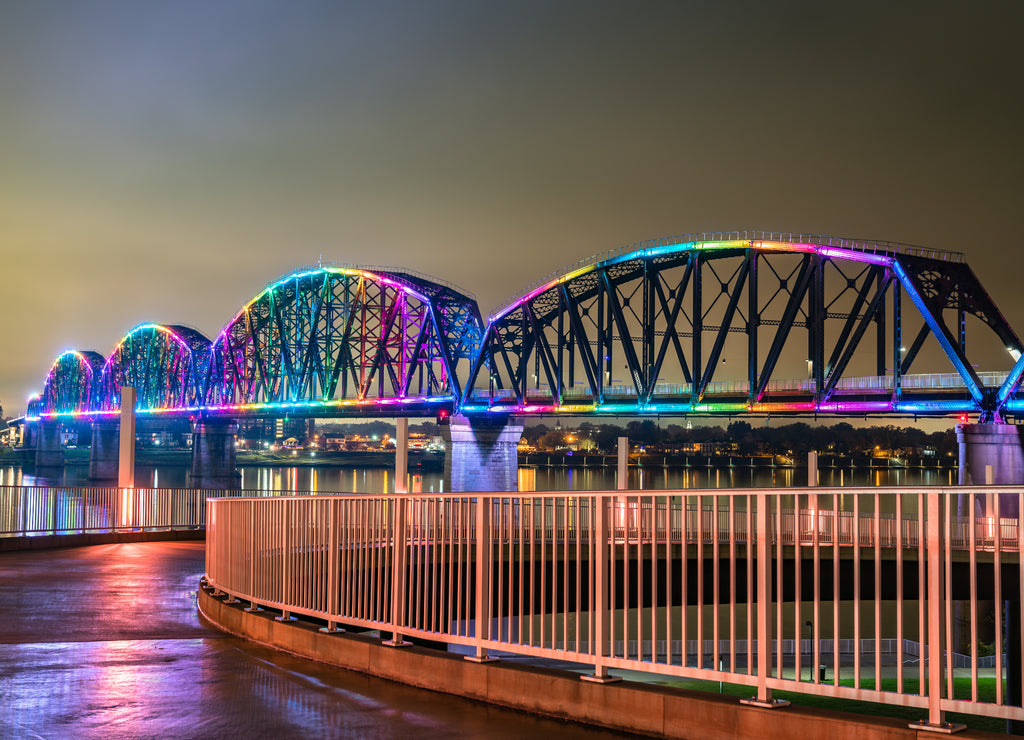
197,584,992,739
0,529,204,552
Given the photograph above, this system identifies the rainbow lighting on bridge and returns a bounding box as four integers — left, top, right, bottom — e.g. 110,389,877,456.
27,233,1024,422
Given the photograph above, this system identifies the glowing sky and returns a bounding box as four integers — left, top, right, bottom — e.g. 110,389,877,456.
2,1,1022,416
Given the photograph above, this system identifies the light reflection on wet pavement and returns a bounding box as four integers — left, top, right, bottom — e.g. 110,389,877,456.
0,543,624,739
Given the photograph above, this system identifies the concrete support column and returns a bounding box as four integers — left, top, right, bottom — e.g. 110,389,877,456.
957,423,1024,516
34,421,64,469
119,387,136,489
617,437,628,491
88,420,120,480
395,418,408,494
808,450,818,487
191,418,241,490
442,415,523,493
956,422,1024,729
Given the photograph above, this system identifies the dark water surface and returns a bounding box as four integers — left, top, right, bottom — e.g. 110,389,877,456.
0,542,627,739
0,461,957,492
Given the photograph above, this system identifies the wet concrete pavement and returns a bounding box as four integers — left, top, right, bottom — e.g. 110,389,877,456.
0,542,625,739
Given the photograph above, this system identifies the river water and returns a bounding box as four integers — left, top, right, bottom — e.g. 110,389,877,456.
0,460,957,492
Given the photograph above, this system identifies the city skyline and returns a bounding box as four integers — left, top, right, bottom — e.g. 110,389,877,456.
3,1,1023,415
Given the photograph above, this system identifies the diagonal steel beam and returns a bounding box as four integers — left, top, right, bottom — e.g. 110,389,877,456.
822,274,893,401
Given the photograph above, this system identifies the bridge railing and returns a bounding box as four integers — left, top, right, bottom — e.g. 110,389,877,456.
205,486,1024,729
0,485,317,537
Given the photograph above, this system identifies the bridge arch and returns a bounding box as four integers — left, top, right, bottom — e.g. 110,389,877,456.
98,324,213,413
463,232,1022,418
39,350,106,417
204,266,482,415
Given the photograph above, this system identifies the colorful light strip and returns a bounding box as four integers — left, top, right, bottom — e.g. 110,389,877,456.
461,397,978,417
490,239,896,322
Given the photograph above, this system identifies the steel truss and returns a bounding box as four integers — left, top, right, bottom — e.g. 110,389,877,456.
463,239,1023,418
96,324,212,413
203,267,482,416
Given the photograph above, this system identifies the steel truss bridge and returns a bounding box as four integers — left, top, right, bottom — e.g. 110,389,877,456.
28,232,1024,423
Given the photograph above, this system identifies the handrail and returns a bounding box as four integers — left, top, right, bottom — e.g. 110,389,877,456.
205,485,1024,730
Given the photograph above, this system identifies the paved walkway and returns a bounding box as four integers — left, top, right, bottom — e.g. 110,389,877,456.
0,542,624,739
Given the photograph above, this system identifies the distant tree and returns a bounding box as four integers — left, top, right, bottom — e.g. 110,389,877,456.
594,424,626,452
626,419,662,445
538,430,566,450
523,424,551,445
727,421,755,454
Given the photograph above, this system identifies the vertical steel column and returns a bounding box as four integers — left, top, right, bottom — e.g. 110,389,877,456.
692,256,702,405
644,260,654,392
583,496,621,683
809,258,825,395
876,270,888,377
742,492,788,708
747,250,758,402
893,282,903,401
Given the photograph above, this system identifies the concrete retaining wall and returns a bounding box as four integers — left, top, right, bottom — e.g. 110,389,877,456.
197,585,1001,739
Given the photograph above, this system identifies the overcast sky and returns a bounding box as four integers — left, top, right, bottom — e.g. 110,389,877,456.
2,1,1022,416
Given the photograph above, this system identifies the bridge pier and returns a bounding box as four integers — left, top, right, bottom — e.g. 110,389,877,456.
191,419,241,490
957,422,1024,730
88,420,120,480
34,420,64,471
442,415,522,492
957,422,1024,515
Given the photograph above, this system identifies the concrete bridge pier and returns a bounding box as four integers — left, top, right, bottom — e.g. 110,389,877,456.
88,420,120,480
34,420,64,471
957,422,1024,516
191,419,241,490
442,415,523,492
957,422,1024,731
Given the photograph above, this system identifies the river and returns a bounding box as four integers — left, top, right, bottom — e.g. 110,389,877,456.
0,460,958,492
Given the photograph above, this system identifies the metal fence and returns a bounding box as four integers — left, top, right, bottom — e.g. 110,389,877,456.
205,486,1024,729
0,485,317,537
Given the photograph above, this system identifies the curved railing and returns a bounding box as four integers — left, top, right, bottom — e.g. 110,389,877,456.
206,486,1024,730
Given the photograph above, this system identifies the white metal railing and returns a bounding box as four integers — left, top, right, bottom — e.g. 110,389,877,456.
0,485,303,537
205,486,1024,730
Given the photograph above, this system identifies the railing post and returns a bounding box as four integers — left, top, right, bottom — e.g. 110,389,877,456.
275,501,296,622
742,492,789,708
911,490,965,733
384,496,412,647
466,495,496,662
583,495,620,683
320,497,343,632
244,500,262,613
